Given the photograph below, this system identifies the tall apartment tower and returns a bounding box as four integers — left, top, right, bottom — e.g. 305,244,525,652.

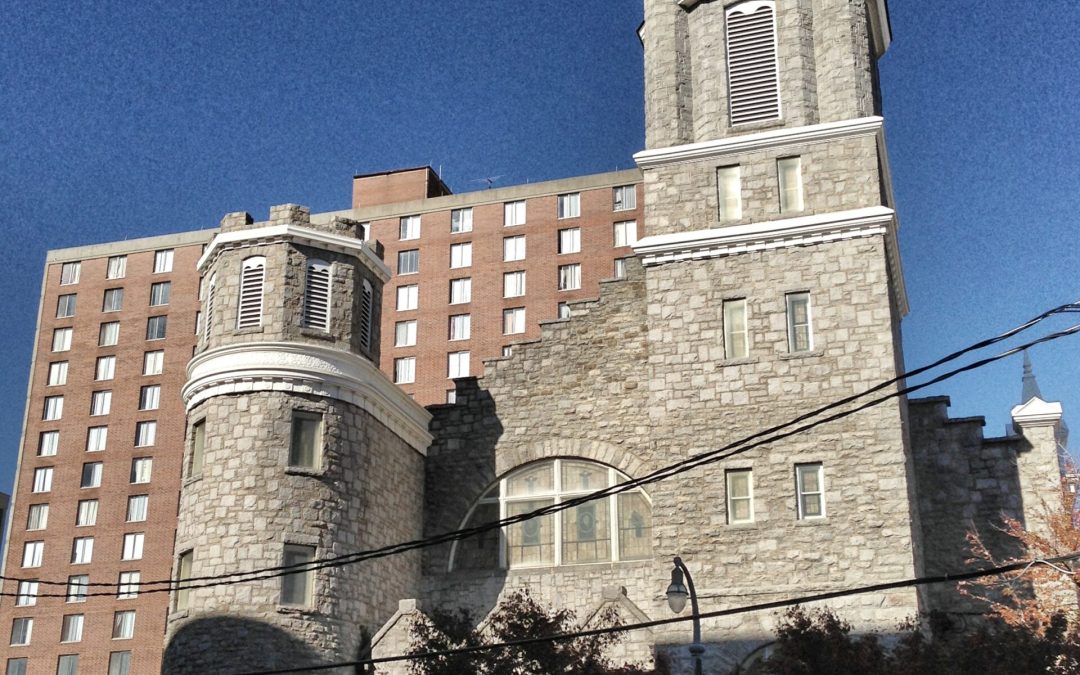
163,206,431,673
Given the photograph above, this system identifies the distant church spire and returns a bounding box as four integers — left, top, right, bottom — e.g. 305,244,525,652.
1021,350,1044,404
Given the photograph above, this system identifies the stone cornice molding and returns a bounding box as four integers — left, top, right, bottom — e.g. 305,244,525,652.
1011,397,1064,427
633,206,908,316
197,224,391,282
633,116,885,169
183,342,432,454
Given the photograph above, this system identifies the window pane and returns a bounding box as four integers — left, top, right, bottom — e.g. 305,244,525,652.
394,357,415,384
176,551,193,610
76,500,98,527
723,299,748,359
61,614,83,643
451,208,472,233
561,501,610,564
153,249,174,273
56,294,77,318
102,288,123,312
717,166,742,220
450,242,472,269
53,327,73,351
87,426,108,452
67,576,88,603
399,215,420,240
449,278,471,304
394,321,417,347
289,414,321,468
778,157,804,212
504,201,525,226
99,322,119,346
280,545,315,606
143,351,164,375
26,504,48,531
449,314,471,341
60,261,81,285
506,500,554,566
150,281,171,306
107,256,127,279
127,495,148,522
109,652,132,675
396,285,418,311
95,355,116,381
118,571,140,599
505,464,553,496
112,610,135,639
455,502,499,570
38,431,59,457
560,461,609,492
397,249,419,275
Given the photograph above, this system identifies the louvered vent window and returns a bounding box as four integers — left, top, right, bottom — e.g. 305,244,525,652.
204,274,216,340
303,260,331,331
726,1,781,126
358,279,373,352
237,257,266,329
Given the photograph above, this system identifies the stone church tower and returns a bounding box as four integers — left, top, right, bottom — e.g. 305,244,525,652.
164,205,432,673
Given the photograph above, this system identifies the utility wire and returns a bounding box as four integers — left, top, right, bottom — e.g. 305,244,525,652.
234,550,1080,674
5,302,1078,598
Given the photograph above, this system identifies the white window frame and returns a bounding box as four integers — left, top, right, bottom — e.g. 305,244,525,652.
397,249,419,275
60,262,81,285
451,208,473,233
38,431,59,457
613,220,638,248
139,385,161,411
126,495,148,523
613,258,628,279
134,420,156,447
796,463,826,519
613,184,636,211
43,396,63,421
778,156,804,213
558,228,581,255
503,235,526,262
95,355,116,381
717,165,743,220
149,281,171,307
142,351,164,376
130,457,153,484
394,320,417,347
9,617,32,646
61,614,84,643
71,537,94,564
22,541,44,568
280,544,315,607
557,193,580,219
449,242,472,269
503,307,526,335
503,271,526,298
80,462,102,489
15,581,38,607
396,284,419,311
449,278,471,305
56,293,77,319
447,351,470,379
90,391,112,416
76,500,98,527
99,322,119,347
558,264,581,291
786,292,813,353
153,249,174,273
26,504,48,531
449,314,471,341
107,255,127,279
87,426,108,452
102,288,123,312
66,575,89,603
399,215,421,241
146,315,167,340
112,610,136,639
32,468,52,494
504,200,526,227
121,533,144,561
53,327,73,352
723,298,749,359
117,572,141,599
726,469,754,524
394,357,416,384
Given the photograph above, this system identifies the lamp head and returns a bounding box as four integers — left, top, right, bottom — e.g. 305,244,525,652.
665,566,689,614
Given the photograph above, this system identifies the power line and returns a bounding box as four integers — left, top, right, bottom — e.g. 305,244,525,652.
5,302,1078,599
234,550,1080,674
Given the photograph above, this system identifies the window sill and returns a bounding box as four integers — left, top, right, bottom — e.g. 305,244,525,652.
168,610,190,622
780,349,824,360
719,356,759,367
726,521,759,530
233,327,265,337
299,329,334,341
795,517,828,526
277,605,319,617
285,466,325,479
183,475,203,488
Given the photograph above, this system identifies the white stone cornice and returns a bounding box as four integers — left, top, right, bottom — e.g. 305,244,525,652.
1012,397,1064,427
183,342,432,454
633,116,884,169
197,224,391,282
634,206,909,316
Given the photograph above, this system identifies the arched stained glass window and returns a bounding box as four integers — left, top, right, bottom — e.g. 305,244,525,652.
450,458,652,571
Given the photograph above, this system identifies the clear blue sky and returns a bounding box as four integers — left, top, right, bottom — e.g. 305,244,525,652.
0,0,1077,494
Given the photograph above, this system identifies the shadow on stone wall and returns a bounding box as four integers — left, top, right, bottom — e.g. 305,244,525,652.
163,615,361,675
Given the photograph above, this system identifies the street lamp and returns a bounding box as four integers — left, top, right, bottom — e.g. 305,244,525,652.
665,556,704,675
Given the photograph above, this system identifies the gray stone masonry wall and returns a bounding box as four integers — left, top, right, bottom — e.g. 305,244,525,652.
410,237,918,671
202,211,381,361
165,391,424,674
643,0,879,148
643,133,882,237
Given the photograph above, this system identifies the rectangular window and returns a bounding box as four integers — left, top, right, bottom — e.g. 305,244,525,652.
504,200,526,227
503,235,526,262
399,215,421,240
121,533,144,561
396,285,419,311
726,469,754,523
448,351,470,379
26,504,48,531
67,575,88,603
558,302,571,319
503,307,526,335
394,320,417,347
32,468,52,493
503,271,526,298
57,655,78,675
107,255,127,279
613,220,637,247
9,618,31,646
502,346,513,357
117,572,140,599
87,426,108,452
99,322,119,347
22,542,43,568
146,316,167,340
717,166,742,220
109,652,132,675
778,157,804,213
60,614,83,643
796,463,825,519
786,292,812,353
112,610,136,639
38,431,59,457
558,228,581,254
446,389,457,404
176,550,193,611
96,355,116,381
448,314,471,341
613,258,628,279
397,249,419,275
81,462,103,488
6,659,27,675
723,299,748,359
450,208,473,233
558,264,581,291
102,288,123,312
130,457,153,483
150,281,171,306
394,357,416,385
613,184,637,211
557,193,580,219
76,500,98,527
449,278,471,304
449,242,472,269
289,413,321,469
126,495,148,523
90,390,112,416
56,294,77,318
71,537,94,564
60,261,81,285
14,581,37,607
53,327,73,352
139,385,161,411
191,420,205,476
143,350,164,375
43,396,63,421
280,544,316,607
153,249,174,273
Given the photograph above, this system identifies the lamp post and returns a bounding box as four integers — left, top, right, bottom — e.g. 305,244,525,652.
665,556,704,675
